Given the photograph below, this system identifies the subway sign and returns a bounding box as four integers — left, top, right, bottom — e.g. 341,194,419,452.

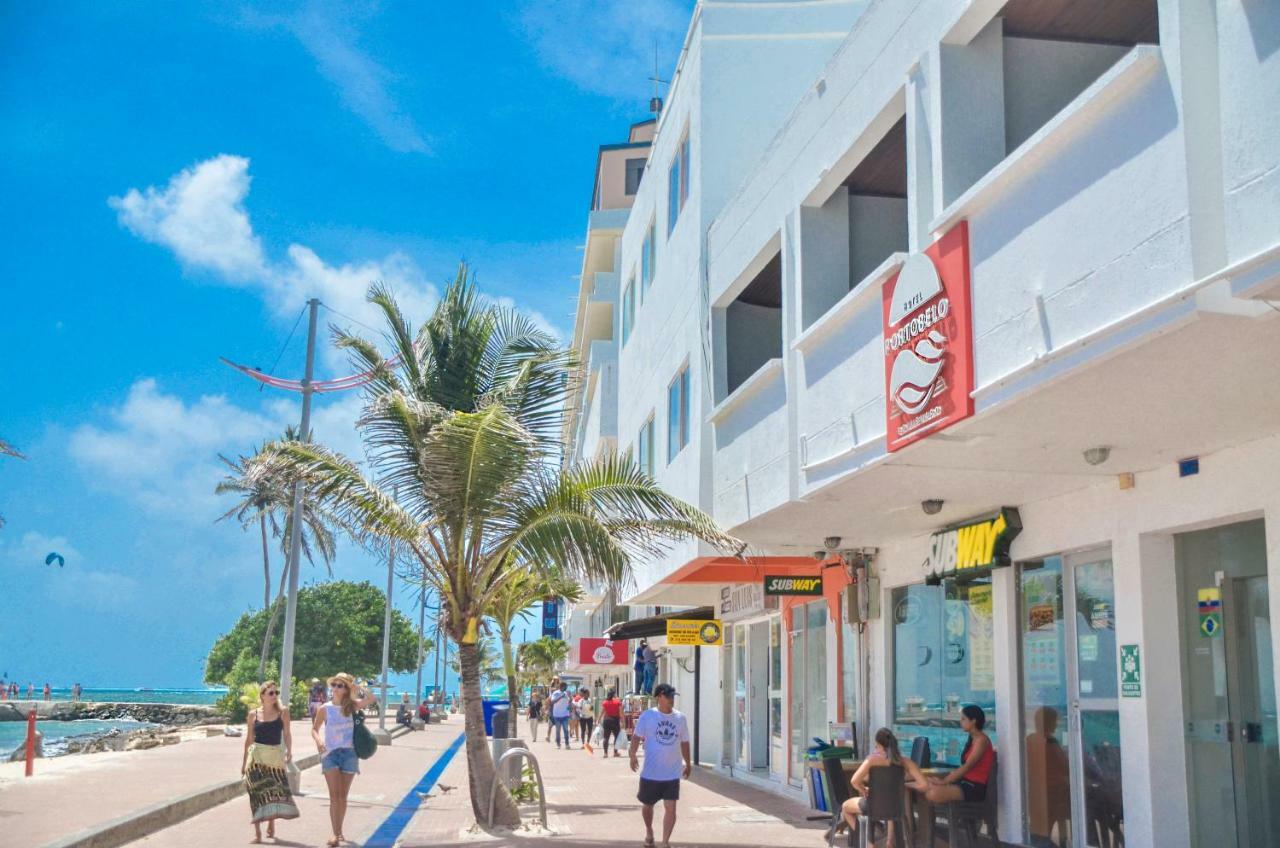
925,507,1022,576
763,575,824,596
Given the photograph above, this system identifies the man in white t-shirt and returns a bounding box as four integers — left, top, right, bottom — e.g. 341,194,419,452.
549,682,573,748
628,683,691,848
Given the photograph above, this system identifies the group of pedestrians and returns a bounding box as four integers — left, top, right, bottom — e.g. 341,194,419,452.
525,675,692,848
0,680,60,701
240,672,378,847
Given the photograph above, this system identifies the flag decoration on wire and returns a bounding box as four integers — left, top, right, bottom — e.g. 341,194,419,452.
219,355,402,394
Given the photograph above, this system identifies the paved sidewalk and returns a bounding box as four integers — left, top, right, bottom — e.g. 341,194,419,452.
2,721,314,847
398,730,833,848
128,720,465,847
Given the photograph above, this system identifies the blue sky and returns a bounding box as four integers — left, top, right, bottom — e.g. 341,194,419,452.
0,0,692,690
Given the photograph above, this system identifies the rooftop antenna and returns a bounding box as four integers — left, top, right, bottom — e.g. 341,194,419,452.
648,39,668,115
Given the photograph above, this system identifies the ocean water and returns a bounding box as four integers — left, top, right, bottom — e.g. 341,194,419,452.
3,687,227,705
0,718,156,757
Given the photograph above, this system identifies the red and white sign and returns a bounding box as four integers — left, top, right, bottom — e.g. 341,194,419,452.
577,638,630,666
882,221,974,451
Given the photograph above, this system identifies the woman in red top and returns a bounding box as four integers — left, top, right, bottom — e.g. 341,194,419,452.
599,688,624,758
924,705,995,804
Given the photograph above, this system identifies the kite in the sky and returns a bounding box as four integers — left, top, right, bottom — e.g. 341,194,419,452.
45,552,64,567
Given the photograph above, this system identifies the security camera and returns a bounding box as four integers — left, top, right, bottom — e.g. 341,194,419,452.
823,536,842,551
1083,446,1111,466
921,499,944,516
813,550,827,561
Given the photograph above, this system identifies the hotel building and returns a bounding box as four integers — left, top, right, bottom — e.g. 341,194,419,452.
564,2,1280,847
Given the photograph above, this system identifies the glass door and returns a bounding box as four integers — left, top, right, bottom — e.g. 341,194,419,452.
1177,519,1277,848
748,619,769,770
734,623,748,769
1067,555,1122,848
1020,557,1072,848
788,601,828,785
1019,551,1123,848
769,616,784,780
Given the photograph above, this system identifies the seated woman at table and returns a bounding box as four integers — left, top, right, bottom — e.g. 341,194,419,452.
922,705,995,804
839,727,927,841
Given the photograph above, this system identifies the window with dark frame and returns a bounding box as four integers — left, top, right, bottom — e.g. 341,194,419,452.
666,365,689,463
625,158,646,195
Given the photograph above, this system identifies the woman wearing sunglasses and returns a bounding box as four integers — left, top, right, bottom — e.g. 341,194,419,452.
312,672,377,847
241,680,299,843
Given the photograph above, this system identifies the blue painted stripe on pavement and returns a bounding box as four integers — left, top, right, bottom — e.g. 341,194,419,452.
364,731,466,848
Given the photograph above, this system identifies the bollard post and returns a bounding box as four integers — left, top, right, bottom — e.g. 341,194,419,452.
25,710,36,777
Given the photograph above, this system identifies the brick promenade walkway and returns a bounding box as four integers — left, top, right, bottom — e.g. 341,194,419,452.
397,725,831,848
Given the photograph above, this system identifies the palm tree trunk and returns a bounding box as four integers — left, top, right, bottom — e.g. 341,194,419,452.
499,626,519,738
458,639,521,827
256,514,272,680
258,561,290,681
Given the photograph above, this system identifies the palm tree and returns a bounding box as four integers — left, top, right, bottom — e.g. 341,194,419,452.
252,267,736,826
487,571,581,736
216,428,340,680
448,635,503,687
518,636,570,685
0,439,23,529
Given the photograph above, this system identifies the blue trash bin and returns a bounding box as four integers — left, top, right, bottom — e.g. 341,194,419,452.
481,698,510,736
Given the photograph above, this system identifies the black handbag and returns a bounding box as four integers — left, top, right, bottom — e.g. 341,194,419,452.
353,710,378,759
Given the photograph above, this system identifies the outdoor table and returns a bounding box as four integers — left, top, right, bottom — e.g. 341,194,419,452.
829,758,952,845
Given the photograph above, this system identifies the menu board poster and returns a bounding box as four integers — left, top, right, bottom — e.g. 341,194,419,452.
968,584,994,691
1025,631,1061,684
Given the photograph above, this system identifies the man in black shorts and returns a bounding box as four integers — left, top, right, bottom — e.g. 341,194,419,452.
629,683,690,848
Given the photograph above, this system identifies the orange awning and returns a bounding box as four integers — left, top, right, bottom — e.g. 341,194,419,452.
622,555,851,612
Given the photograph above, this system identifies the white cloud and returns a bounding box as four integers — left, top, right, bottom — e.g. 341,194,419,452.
109,155,440,362
514,0,692,102
67,379,369,523
110,154,265,282
287,4,430,155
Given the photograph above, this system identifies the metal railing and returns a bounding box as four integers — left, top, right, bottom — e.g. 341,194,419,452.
485,746,548,830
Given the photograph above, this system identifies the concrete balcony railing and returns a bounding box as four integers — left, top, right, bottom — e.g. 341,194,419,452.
573,339,619,462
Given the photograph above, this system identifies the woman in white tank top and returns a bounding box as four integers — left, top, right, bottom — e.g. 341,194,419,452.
312,672,377,847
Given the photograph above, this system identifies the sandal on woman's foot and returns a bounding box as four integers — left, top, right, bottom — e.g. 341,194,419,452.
643,837,655,847
326,838,340,847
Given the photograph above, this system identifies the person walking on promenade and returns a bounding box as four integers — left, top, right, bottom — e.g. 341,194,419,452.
549,681,572,749
641,643,658,695
312,672,376,847
629,683,691,848
308,679,327,719
241,680,299,843
528,691,543,742
578,687,595,748
600,688,623,757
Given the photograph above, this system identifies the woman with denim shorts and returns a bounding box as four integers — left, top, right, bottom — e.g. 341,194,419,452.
312,672,376,847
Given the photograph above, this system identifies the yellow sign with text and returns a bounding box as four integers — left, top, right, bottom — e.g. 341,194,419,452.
666,619,724,647
926,507,1023,576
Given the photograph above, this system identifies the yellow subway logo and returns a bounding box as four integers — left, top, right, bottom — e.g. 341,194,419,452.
763,576,824,596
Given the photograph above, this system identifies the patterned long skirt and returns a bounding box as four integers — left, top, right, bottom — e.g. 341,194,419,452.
244,743,300,823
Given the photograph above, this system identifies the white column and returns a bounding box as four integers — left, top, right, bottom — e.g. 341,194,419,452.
1112,530,1190,848
991,564,1024,839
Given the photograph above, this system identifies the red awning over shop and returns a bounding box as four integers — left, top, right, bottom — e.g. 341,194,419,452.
622,555,851,620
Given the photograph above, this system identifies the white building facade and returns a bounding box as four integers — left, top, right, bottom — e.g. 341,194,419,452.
567,2,1280,847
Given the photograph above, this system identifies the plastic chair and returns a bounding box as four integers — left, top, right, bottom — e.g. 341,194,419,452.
910,736,931,768
943,758,999,848
822,755,855,846
859,764,910,848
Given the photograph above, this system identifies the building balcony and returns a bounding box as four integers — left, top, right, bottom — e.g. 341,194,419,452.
573,339,619,462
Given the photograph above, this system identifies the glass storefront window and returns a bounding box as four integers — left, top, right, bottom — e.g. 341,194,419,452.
891,576,998,766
